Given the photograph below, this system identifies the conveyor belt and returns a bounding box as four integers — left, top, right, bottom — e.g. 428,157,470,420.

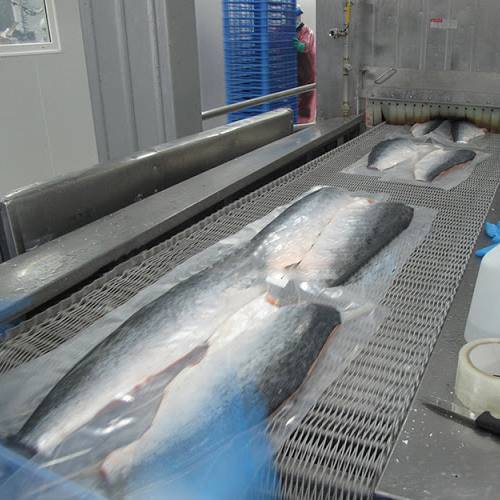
2,124,500,498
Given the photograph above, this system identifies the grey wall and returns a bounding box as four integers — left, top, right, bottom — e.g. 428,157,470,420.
195,0,226,130
317,0,349,120
353,0,500,73
80,0,202,162
300,0,316,32
317,0,500,121
0,0,98,196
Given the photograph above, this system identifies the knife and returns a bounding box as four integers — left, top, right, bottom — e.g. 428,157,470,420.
423,396,500,437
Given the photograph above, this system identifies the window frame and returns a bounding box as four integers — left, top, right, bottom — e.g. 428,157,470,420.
0,0,61,57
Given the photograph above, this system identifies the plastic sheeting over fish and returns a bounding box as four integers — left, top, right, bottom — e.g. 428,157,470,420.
13,189,409,459
411,119,486,144
345,128,489,190
451,120,486,144
100,300,341,495
0,187,430,499
414,148,477,182
367,137,422,171
410,119,442,138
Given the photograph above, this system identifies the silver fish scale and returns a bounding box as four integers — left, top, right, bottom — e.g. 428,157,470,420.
2,124,500,499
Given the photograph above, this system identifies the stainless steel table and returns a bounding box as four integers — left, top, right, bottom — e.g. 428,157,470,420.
377,188,500,500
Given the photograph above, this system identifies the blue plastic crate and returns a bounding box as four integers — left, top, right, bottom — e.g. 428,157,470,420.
0,444,100,498
224,0,298,123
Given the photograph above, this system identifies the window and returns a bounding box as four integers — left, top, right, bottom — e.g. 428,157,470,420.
0,0,60,56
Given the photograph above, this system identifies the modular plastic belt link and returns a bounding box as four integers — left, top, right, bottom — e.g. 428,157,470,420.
2,124,500,499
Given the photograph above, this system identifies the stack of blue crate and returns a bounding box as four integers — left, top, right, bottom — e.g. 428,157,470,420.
223,0,298,123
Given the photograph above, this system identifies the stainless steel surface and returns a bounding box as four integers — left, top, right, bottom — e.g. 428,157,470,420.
377,188,500,500
317,0,351,120
317,0,500,120
201,84,317,120
363,68,500,108
0,109,293,260
79,0,202,161
0,123,497,499
374,68,398,85
340,0,352,117
0,116,361,328
365,99,500,131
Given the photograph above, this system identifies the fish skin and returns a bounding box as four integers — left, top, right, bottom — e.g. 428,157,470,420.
411,119,443,138
13,186,415,479
100,301,341,491
414,148,476,182
367,137,419,171
296,198,414,285
242,188,353,270
15,261,263,463
12,187,350,462
451,120,485,144
432,120,454,141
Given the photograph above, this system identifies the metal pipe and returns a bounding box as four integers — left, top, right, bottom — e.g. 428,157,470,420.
329,0,353,117
342,0,352,117
201,83,316,120
342,34,351,117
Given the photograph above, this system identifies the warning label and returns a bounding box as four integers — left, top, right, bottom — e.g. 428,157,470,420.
430,18,458,29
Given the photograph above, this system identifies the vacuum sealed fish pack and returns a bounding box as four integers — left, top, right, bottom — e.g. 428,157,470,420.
344,131,490,190
344,133,435,178
411,118,487,146
0,187,434,499
382,143,490,190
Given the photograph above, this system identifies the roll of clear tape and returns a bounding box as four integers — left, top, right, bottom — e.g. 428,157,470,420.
455,339,500,418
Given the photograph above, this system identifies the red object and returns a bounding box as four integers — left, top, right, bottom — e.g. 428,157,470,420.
431,18,443,23
297,23,317,124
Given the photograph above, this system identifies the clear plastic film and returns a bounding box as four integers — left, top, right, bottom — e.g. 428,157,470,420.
382,144,490,190
344,133,435,178
426,119,487,145
410,119,487,145
344,131,490,191
0,187,434,499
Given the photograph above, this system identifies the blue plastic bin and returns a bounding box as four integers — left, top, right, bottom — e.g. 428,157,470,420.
223,0,298,122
